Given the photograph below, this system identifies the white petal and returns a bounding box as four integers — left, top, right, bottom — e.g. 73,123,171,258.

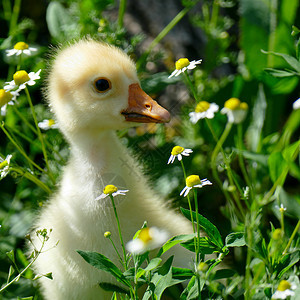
201,179,212,186
184,187,192,197
167,155,174,164
168,70,178,78
1,105,7,116
293,98,300,110
95,193,108,201
175,70,182,77
23,49,31,55
126,239,145,254
177,154,182,161
180,186,188,196
6,49,17,56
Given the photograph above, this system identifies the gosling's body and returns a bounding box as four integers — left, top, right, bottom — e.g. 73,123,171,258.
32,39,192,300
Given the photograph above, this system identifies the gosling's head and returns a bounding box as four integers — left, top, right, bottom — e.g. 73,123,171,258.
46,39,170,140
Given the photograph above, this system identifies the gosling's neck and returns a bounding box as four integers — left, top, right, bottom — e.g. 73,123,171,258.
67,129,131,176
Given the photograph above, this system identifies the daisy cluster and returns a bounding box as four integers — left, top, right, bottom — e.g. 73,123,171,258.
0,42,41,116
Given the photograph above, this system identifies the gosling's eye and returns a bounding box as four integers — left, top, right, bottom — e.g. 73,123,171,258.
93,78,112,93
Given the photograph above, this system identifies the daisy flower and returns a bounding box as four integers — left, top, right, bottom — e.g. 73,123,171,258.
275,204,287,213
168,58,202,78
293,98,300,110
4,69,41,92
180,175,212,197
272,280,296,299
189,101,219,124
0,154,12,179
95,184,129,200
221,98,248,124
167,146,193,164
0,89,19,116
126,227,168,255
38,119,59,130
6,42,37,57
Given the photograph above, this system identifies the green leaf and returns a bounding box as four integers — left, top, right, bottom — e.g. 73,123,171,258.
277,251,300,278
99,282,130,295
225,232,246,247
211,269,236,280
46,2,76,41
157,234,195,257
172,267,193,280
180,237,219,254
246,84,267,152
180,276,197,300
264,68,298,77
136,257,162,279
77,250,130,287
143,256,187,300
6,250,15,264
261,50,300,73
144,257,162,272
282,140,300,162
180,207,223,249
268,152,287,184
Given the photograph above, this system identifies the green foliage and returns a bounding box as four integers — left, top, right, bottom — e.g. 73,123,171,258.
1,0,300,299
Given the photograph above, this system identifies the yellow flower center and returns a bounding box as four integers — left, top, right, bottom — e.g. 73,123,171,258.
0,89,13,107
104,231,111,238
48,119,55,126
13,70,30,85
224,98,241,110
195,101,210,113
175,58,190,70
239,102,248,110
103,185,118,195
171,146,184,156
279,206,285,213
0,160,8,169
139,228,152,244
14,42,29,50
186,175,201,187
272,228,282,240
277,280,291,291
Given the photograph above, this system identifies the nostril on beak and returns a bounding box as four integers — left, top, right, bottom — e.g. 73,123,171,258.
145,103,151,111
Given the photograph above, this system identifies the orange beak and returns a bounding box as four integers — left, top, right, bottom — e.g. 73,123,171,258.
121,83,170,123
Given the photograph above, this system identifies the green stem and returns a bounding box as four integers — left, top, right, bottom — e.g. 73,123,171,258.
109,195,128,271
237,124,253,206
267,0,278,68
0,234,46,293
206,119,243,220
197,275,201,300
184,72,199,102
180,160,197,252
118,0,126,29
282,220,300,255
262,143,300,204
25,87,55,184
11,167,51,194
137,5,195,69
280,210,285,234
108,237,124,269
9,0,21,35
17,54,22,71
194,188,200,263
211,121,245,219
12,105,38,134
0,122,44,173
244,215,253,300
210,0,219,27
